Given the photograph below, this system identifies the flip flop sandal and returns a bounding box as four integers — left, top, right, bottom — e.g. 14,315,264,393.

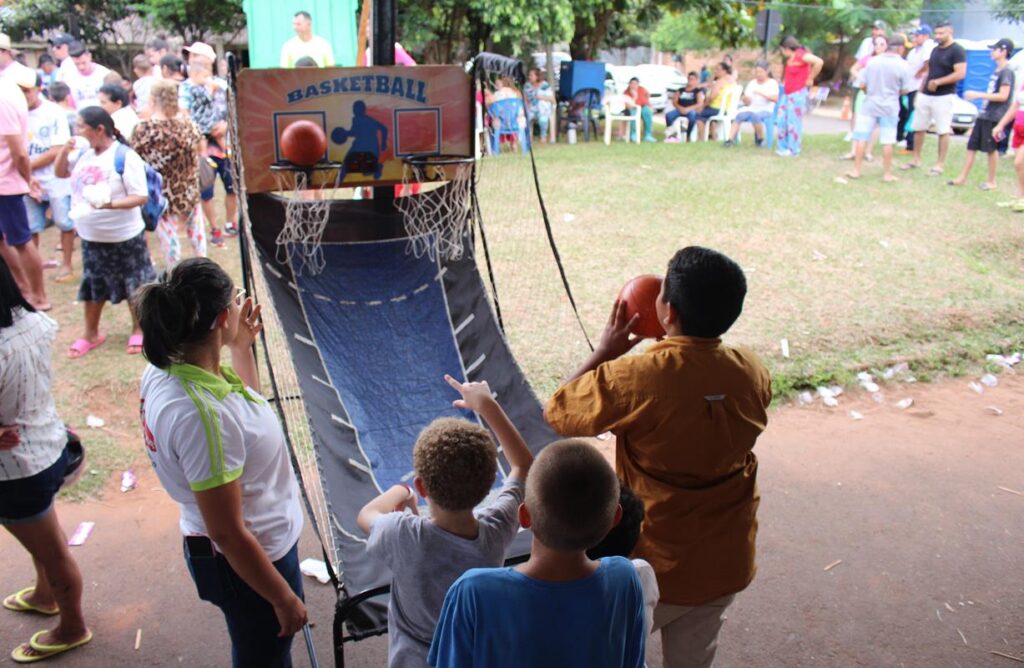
10,629,93,663
127,333,144,355
67,335,107,359
899,163,919,171
53,271,76,284
927,167,944,176
2,588,58,616
978,183,995,191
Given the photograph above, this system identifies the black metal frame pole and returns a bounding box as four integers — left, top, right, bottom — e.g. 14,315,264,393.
372,0,396,210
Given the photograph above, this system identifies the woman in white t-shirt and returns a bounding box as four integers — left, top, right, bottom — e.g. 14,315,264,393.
54,106,157,359
0,257,92,663
135,258,307,667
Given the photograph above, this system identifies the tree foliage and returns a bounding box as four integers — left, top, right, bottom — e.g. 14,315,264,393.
2,0,136,72
990,0,1024,23
132,0,246,44
651,10,725,54
776,0,922,79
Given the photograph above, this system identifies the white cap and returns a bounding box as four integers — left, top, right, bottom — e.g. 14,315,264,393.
184,41,217,62
8,62,37,89
0,33,20,54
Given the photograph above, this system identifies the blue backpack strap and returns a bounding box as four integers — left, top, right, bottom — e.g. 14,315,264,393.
114,142,128,176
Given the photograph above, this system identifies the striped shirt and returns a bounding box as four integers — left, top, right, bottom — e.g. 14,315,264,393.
0,309,65,480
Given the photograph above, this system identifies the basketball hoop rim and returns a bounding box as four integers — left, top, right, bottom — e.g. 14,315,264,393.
270,161,344,172
400,154,475,167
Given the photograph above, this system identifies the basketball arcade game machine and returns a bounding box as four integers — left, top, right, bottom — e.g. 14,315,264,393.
227,4,591,665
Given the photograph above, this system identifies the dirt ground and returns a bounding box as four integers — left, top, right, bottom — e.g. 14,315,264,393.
1,374,1021,667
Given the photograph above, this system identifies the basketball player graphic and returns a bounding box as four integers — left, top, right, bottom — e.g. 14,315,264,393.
331,100,389,180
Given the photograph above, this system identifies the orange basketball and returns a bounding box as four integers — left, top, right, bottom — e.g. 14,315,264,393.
618,274,666,338
280,120,327,167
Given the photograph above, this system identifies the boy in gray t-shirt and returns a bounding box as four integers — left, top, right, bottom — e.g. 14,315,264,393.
357,375,534,667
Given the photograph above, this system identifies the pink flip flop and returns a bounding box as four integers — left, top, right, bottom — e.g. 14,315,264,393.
67,335,107,359
127,334,144,355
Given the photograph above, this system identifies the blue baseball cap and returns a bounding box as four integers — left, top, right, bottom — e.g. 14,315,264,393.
915,24,933,36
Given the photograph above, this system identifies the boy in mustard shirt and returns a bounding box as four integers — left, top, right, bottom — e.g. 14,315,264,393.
545,246,771,668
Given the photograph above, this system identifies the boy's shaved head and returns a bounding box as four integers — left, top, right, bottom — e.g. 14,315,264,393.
526,440,619,551
414,417,497,511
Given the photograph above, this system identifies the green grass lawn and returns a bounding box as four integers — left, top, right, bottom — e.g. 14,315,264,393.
483,133,1024,396
41,130,1022,497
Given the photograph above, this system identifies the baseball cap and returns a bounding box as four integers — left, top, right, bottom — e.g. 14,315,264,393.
48,33,75,47
915,24,933,36
9,62,38,89
872,20,887,30
0,33,20,54
68,40,88,58
183,42,217,62
990,38,1014,53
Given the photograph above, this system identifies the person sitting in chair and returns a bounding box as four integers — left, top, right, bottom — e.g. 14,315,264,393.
725,61,779,147
623,77,656,142
695,61,733,141
665,72,705,143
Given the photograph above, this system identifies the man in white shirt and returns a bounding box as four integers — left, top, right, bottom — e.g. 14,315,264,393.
280,11,335,68
61,41,110,110
902,25,935,151
145,37,169,78
855,21,888,61
725,61,779,147
132,54,157,116
49,33,75,72
21,72,75,280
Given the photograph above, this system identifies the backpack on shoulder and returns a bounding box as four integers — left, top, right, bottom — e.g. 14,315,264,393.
114,143,167,232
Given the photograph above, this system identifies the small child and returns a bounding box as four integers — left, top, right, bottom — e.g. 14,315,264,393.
428,440,646,668
356,374,533,668
545,246,771,668
587,482,660,636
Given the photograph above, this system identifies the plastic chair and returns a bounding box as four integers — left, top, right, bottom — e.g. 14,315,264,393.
488,98,529,155
702,84,743,142
603,94,641,145
665,115,692,141
810,86,830,111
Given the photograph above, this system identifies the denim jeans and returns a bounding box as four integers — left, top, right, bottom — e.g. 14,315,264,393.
185,539,304,668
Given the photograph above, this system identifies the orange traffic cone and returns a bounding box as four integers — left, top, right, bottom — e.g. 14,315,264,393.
840,95,852,120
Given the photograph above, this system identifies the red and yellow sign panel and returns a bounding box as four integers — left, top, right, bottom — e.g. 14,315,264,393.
235,66,472,193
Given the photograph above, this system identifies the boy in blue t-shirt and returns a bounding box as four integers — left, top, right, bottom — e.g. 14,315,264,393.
428,440,646,668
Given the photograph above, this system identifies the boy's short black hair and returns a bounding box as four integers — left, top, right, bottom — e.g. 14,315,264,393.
586,481,644,560
663,246,747,338
48,81,71,102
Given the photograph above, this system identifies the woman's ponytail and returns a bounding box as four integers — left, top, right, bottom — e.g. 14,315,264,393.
133,258,234,369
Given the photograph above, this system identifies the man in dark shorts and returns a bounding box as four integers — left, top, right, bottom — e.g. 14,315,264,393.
903,21,967,176
948,38,1014,190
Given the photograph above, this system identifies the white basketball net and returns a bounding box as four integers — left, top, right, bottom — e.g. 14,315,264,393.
396,158,476,261
272,169,341,275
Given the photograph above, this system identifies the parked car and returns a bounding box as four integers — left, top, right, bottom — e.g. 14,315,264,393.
950,95,978,135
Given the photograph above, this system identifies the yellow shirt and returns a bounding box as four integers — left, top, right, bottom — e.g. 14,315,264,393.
544,336,771,605
280,35,335,68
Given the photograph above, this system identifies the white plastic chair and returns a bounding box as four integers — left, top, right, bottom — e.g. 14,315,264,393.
603,94,641,145
665,115,692,142
702,84,743,142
